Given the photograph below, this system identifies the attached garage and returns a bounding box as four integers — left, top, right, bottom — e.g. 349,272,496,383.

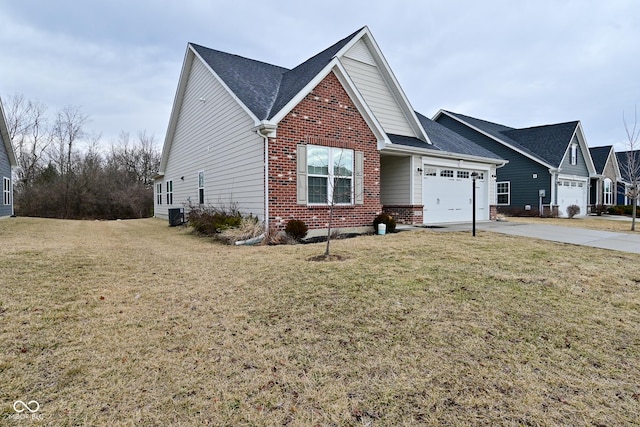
557,178,588,217
422,166,488,224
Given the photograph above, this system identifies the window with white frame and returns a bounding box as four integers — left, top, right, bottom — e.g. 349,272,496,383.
457,171,470,179
603,178,613,205
198,171,205,205
3,177,10,205
570,144,577,165
166,180,173,205
440,169,454,178
156,183,162,205
307,145,353,204
497,181,510,205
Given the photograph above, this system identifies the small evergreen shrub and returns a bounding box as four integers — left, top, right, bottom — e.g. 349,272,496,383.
373,212,397,233
566,204,581,219
285,219,308,241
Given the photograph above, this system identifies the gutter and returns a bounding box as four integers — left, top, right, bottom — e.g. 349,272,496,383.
254,121,277,231
382,143,508,166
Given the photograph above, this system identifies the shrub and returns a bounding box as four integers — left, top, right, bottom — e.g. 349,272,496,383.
186,203,242,236
285,219,308,241
566,204,581,219
373,212,397,233
218,215,264,245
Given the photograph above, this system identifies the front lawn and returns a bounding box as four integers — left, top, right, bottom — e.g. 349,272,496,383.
1,217,638,425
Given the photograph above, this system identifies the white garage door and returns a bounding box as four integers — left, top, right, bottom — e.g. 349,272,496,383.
557,179,587,217
422,167,487,224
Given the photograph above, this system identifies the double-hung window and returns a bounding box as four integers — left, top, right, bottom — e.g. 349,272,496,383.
166,180,173,205
198,171,205,205
156,183,162,205
497,181,510,205
2,177,10,206
307,146,354,205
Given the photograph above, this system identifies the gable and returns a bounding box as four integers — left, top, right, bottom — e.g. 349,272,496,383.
340,38,420,138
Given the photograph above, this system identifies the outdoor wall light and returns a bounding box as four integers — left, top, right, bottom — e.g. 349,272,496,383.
417,167,423,175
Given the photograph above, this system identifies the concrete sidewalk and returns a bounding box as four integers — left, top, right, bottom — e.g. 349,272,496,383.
409,221,640,254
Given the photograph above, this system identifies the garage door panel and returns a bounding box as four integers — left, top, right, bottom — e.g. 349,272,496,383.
423,167,488,224
557,179,587,217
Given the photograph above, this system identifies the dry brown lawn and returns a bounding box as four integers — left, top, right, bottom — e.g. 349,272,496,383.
1,217,639,426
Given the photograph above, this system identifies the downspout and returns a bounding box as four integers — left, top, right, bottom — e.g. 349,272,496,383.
255,121,277,231
549,169,558,211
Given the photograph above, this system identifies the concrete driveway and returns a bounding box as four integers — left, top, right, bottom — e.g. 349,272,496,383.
411,220,640,254
472,221,640,254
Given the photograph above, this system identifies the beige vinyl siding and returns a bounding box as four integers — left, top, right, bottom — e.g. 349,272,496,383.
380,155,411,205
159,56,264,219
341,55,416,138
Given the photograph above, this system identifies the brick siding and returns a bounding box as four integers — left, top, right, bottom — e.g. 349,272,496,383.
268,72,382,231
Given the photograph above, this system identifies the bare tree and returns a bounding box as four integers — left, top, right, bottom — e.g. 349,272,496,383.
3,94,52,185
307,147,357,257
50,105,89,217
622,108,640,231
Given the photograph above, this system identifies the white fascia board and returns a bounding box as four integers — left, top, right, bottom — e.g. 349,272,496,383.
574,122,597,175
158,46,195,174
609,147,623,181
335,27,431,144
435,110,555,170
159,45,263,174
269,59,391,148
190,45,261,125
382,143,508,166
0,98,17,167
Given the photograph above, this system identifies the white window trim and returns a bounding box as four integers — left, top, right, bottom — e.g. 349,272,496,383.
3,177,10,206
198,171,205,205
497,181,510,206
156,183,162,205
307,145,354,206
603,178,613,205
166,180,173,205
570,144,578,165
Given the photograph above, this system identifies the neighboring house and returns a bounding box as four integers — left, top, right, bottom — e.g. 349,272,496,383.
0,98,17,217
615,150,640,206
433,110,596,218
588,145,621,209
155,27,506,231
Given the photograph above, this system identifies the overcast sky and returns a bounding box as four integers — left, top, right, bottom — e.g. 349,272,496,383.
2,0,639,152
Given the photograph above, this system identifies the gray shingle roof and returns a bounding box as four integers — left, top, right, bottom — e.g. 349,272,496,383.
443,111,579,167
589,145,613,174
616,150,640,182
191,28,363,121
387,112,503,161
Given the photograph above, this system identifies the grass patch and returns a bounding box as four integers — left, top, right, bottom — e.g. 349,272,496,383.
1,217,639,425
505,215,640,233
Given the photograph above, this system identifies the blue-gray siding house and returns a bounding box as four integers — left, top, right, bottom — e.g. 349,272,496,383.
433,110,596,217
0,99,17,217
615,150,640,206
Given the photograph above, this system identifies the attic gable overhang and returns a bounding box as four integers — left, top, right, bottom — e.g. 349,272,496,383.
334,26,431,145
381,141,508,167
559,121,597,176
269,59,391,148
433,109,557,171
158,45,268,174
608,146,623,181
0,98,17,167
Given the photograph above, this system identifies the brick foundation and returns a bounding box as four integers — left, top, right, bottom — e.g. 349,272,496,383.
267,72,382,231
382,205,423,225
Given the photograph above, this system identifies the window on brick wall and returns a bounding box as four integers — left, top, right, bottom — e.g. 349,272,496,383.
603,178,613,205
297,144,363,206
